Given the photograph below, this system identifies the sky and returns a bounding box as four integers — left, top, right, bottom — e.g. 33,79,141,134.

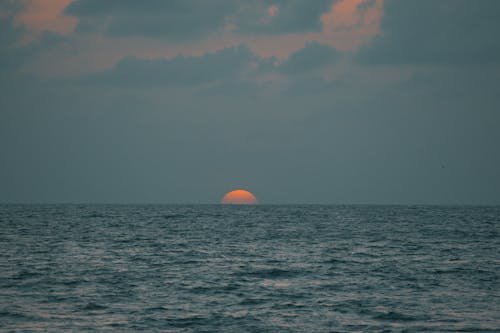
1,0,499,204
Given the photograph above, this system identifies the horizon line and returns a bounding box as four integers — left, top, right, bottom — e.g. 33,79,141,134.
1,202,499,207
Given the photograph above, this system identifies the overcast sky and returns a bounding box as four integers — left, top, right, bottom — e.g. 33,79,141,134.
1,0,499,204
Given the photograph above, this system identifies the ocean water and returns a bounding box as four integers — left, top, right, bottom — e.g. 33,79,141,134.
1,205,499,332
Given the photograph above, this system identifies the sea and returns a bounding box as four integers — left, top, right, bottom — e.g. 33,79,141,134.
1,204,499,332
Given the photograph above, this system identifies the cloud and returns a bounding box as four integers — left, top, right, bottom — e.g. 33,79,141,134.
233,0,334,35
64,0,335,39
279,42,340,74
0,4,67,77
0,12,24,73
357,0,500,64
13,0,77,36
80,41,342,89
81,45,261,87
65,0,237,39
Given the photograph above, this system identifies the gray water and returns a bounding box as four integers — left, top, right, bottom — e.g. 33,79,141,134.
1,205,499,332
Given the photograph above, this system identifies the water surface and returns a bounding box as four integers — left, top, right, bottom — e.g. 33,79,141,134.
1,205,499,332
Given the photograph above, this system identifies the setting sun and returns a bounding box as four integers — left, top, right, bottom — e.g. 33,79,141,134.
221,189,257,205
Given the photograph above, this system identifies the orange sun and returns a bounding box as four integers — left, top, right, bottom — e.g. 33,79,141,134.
221,189,257,205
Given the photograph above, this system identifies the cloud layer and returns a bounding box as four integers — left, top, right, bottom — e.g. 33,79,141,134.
82,45,259,87
65,0,335,39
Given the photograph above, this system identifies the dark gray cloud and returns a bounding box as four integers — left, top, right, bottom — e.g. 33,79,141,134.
65,0,335,38
81,45,259,87
233,0,334,35
65,0,237,39
0,1,23,41
279,42,339,74
0,2,29,75
356,0,378,14
0,5,67,78
81,42,341,89
358,0,500,64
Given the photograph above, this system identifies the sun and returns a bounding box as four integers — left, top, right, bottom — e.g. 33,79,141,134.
221,189,257,205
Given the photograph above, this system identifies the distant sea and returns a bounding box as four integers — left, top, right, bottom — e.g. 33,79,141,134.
1,205,499,332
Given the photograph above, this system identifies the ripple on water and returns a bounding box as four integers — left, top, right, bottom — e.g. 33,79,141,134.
0,204,499,332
